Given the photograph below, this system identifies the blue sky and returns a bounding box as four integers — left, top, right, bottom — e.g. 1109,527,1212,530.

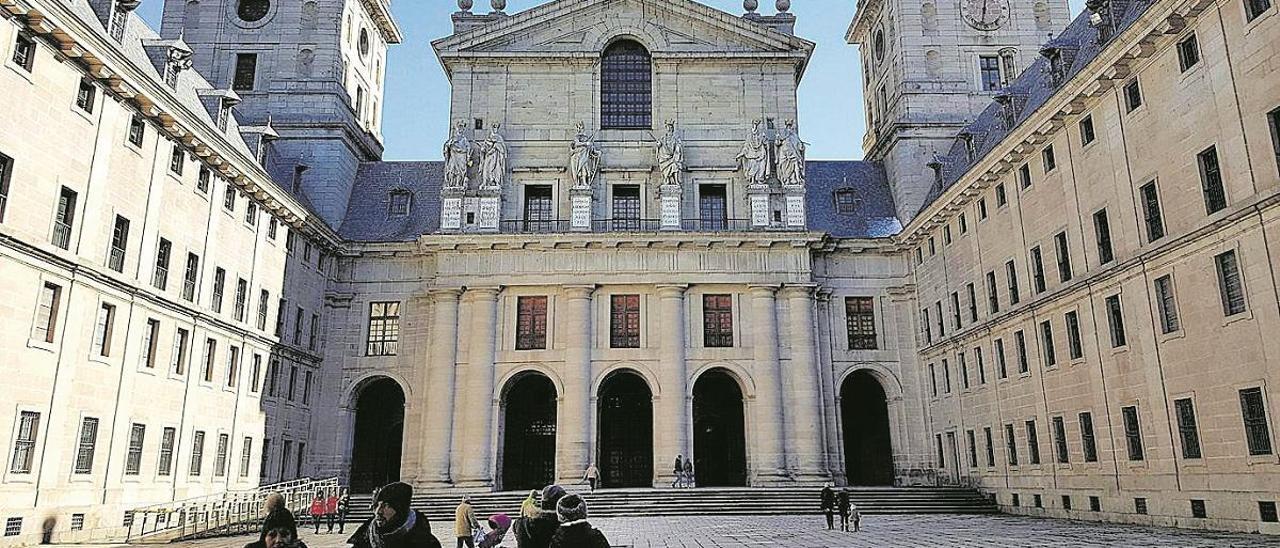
139,0,1085,161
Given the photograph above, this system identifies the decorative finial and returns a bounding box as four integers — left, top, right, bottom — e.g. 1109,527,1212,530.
776,0,791,13
744,0,758,13
457,0,473,13
491,0,506,12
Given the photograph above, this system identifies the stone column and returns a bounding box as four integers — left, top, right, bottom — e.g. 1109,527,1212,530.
782,284,828,481
748,284,787,481
557,284,596,485
655,284,690,486
457,286,501,487
421,288,462,485
815,288,845,486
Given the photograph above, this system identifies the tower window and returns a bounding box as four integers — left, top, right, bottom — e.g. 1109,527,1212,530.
979,55,1002,91
237,0,271,23
233,54,257,91
834,189,857,213
600,40,652,129
1245,0,1273,22
12,33,36,72
1177,33,1201,72
359,28,370,58
1124,79,1143,112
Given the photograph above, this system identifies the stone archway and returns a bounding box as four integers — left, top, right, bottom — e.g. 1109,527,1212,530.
840,370,894,486
597,369,653,488
692,369,748,487
349,377,405,493
500,371,558,492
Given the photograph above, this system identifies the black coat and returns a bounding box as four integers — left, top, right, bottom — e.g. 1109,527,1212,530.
820,487,835,510
346,511,440,548
549,523,610,548
514,514,559,548
837,492,852,515
243,541,309,548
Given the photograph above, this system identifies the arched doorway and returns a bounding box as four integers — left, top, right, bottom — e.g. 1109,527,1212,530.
840,370,894,486
597,369,653,488
500,372,558,491
349,377,405,493
692,369,747,486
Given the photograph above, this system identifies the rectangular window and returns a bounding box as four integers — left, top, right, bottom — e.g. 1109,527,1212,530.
1261,501,1279,523
280,440,292,479
33,282,62,344
610,295,642,349
986,272,1000,314
984,426,995,467
1240,387,1273,456
1030,246,1046,294
1192,499,1207,519
1090,496,1102,512
959,213,968,234
1014,330,1029,374
943,359,952,394
141,318,160,369
366,301,401,356
936,434,945,468
234,279,248,322
1122,405,1144,461
288,366,298,401
202,338,216,382
959,353,970,390
267,217,278,240
226,346,240,388
76,79,97,113
922,308,932,344
1079,115,1096,146
245,201,258,226
521,185,554,231
978,198,988,219
240,437,253,477
611,185,641,230
256,290,270,330
1042,145,1057,172
929,364,938,397
1065,311,1083,360
181,253,199,302
1215,250,1247,316
12,33,35,71
995,338,1008,379
1198,146,1228,214
1006,260,1021,305
703,294,734,347
1040,320,1056,367
157,427,175,476
979,55,1002,91
8,411,39,474
109,215,130,272
223,186,236,211
699,185,728,230
1018,163,1032,189
124,424,145,475
1174,398,1202,460
1093,209,1114,264
1054,232,1072,282
1005,423,1019,466
233,53,257,91
266,359,280,397
250,354,262,393
73,417,99,474
974,347,986,385
190,431,205,476
275,299,287,337
950,292,961,330
1080,411,1098,462
309,313,319,350
1269,108,1280,178
1124,79,1143,112
128,115,146,147
1140,182,1164,242
152,239,172,290
966,283,978,323
169,144,185,176
303,370,313,405
92,302,117,357
1177,33,1201,72
1106,295,1126,348
1153,275,1180,334
845,297,878,350
1245,0,1273,22
214,434,229,477
1026,420,1041,465
197,167,211,194
1053,416,1069,464
967,430,978,468
995,183,1008,207
50,186,77,249
516,296,548,350
212,268,226,313
944,226,953,245
171,328,189,375
293,307,304,345
0,153,10,223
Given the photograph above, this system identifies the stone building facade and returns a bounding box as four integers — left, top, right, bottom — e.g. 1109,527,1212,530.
0,0,1279,545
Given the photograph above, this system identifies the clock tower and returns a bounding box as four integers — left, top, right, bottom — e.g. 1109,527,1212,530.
846,0,1071,222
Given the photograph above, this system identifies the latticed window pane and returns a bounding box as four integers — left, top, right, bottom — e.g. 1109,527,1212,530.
1240,388,1273,456
1175,398,1202,460
979,55,1002,91
1080,412,1098,462
190,431,205,476
610,295,641,348
611,186,641,230
1122,406,1144,461
703,294,733,348
601,41,652,129
125,424,145,475
158,427,175,476
366,301,401,356
845,297,877,350
699,185,727,230
1053,416,1069,464
516,296,548,350
9,411,39,474
74,417,99,474
1215,251,1247,316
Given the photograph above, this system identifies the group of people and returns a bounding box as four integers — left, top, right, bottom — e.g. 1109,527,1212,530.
670,455,695,488
820,484,862,533
307,489,352,535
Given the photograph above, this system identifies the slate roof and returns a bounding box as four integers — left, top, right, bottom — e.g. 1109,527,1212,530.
918,0,1158,215
338,160,898,242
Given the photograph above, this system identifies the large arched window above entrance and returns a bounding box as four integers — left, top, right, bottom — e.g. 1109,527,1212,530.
601,40,652,130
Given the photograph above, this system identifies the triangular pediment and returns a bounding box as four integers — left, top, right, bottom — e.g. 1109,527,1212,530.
433,0,814,58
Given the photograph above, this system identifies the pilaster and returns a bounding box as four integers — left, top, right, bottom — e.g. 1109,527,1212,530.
421,287,462,486
557,284,596,485
456,286,501,487
781,283,828,482
655,284,690,486
748,284,787,482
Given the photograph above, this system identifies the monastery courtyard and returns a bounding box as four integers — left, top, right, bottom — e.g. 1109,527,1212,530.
99,515,1275,548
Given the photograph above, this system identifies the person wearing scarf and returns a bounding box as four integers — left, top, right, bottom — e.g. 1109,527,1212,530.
347,482,440,548
548,494,609,548
514,485,565,548
244,508,308,548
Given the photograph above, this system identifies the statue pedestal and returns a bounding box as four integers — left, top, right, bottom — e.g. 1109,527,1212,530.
659,184,682,231
748,185,772,228
477,189,501,232
783,186,806,228
440,188,465,232
570,186,593,231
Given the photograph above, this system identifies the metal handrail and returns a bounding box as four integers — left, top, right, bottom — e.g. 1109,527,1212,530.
124,477,340,543
496,218,806,234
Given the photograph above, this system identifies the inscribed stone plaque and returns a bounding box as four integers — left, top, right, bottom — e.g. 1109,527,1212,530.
571,193,592,230
750,193,771,227
477,196,500,230
785,195,806,227
661,192,681,230
441,197,463,230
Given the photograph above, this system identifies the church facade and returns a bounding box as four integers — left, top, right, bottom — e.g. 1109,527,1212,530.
0,0,1278,544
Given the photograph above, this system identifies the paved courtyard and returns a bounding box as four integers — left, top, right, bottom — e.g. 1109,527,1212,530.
103,514,1274,547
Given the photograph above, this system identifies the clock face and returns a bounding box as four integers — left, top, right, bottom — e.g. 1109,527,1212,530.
961,0,1011,31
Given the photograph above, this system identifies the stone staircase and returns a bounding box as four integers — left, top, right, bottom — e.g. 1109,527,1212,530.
344,487,998,524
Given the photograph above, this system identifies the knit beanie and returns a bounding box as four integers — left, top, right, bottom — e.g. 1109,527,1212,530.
375,482,414,518
540,484,567,511
259,509,297,541
556,494,588,523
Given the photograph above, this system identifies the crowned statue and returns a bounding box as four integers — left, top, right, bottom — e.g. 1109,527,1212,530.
569,122,602,189
655,120,685,188
442,120,473,191
737,119,770,188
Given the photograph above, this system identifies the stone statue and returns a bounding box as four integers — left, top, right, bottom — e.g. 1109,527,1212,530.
775,119,807,188
654,120,684,188
479,123,507,191
442,120,473,191
569,121,601,189
736,119,770,187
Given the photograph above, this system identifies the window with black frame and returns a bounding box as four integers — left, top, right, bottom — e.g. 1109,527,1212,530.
523,185,554,232
611,185,641,230
699,184,727,230
601,40,652,130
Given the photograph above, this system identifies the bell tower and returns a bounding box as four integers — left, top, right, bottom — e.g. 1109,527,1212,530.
160,0,403,225
847,0,1071,222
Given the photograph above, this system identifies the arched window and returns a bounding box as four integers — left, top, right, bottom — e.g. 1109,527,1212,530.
601,40,652,130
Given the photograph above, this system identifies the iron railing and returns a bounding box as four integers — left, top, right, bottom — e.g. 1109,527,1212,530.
124,476,339,543
496,218,805,234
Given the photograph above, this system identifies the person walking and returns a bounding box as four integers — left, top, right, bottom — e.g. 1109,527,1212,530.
682,459,694,488
347,482,439,548
850,501,862,532
549,494,610,548
837,489,852,532
324,491,339,534
672,455,683,488
336,489,351,535
514,485,566,548
583,464,600,492
455,495,481,548
820,484,836,530
244,507,308,548
520,490,539,520
309,491,325,534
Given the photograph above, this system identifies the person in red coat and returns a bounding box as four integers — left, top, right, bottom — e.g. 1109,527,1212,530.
308,491,325,534
324,492,340,533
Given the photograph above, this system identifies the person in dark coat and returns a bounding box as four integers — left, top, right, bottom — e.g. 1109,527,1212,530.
336,489,351,535
837,489,852,532
672,455,683,488
682,460,694,488
244,508,309,548
549,494,609,548
347,482,440,548
820,484,836,530
514,484,566,548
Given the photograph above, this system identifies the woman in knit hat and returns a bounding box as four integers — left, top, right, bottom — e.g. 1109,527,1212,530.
549,494,609,548
514,484,566,548
347,482,439,548
244,508,308,548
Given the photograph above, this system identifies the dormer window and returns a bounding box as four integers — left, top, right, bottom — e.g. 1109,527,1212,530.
216,98,231,131
109,7,128,42
601,40,652,130
388,190,412,217
164,61,180,88
834,189,858,214
999,48,1018,87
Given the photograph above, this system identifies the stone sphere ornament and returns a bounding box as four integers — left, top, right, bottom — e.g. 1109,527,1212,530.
776,0,791,12
457,0,472,12
491,0,506,11
744,0,758,13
